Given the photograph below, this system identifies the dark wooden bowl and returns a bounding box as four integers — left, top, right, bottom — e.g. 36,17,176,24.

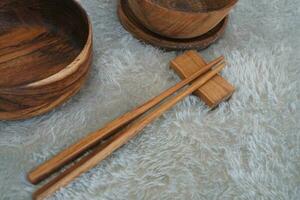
0,0,93,120
128,0,238,39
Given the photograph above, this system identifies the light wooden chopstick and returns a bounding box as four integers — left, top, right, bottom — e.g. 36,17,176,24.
33,61,225,200
28,56,224,184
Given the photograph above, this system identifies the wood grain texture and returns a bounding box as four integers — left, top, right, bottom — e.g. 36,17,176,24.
28,57,224,184
128,0,238,39
152,0,234,12
0,0,93,120
118,0,228,50
33,62,226,200
0,66,90,120
171,50,235,107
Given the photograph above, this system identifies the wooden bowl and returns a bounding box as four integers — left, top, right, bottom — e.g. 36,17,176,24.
0,0,93,120
118,0,229,50
128,0,238,39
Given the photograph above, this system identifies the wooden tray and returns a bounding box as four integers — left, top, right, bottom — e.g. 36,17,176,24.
118,0,228,50
0,0,93,120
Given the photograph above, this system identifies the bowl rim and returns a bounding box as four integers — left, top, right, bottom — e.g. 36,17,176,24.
145,0,239,13
20,0,93,89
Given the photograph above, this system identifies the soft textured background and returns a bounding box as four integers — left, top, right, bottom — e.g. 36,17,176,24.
1,0,299,199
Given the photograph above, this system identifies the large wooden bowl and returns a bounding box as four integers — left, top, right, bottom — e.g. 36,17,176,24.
0,0,93,120
128,0,238,39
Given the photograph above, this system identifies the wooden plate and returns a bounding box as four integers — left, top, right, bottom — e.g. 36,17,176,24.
118,0,228,50
0,0,93,120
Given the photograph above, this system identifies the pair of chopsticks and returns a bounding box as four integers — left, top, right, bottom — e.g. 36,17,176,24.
28,56,226,200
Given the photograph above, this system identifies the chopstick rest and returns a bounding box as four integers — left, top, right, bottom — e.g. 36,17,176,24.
33,61,226,200
171,50,235,107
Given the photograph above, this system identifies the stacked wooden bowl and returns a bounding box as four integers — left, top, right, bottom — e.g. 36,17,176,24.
0,0,93,120
118,0,238,50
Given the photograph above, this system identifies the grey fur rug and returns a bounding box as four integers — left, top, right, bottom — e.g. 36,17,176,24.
1,0,299,199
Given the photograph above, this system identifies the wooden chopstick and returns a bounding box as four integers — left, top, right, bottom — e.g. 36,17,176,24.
28,56,224,184
33,61,226,200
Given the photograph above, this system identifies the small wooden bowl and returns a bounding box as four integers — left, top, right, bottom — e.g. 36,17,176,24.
118,0,228,50
0,0,93,120
128,0,238,39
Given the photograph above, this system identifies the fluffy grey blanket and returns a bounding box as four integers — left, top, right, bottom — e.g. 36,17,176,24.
1,0,299,199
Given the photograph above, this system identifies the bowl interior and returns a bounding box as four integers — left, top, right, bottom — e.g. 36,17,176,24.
0,0,89,88
150,0,236,12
